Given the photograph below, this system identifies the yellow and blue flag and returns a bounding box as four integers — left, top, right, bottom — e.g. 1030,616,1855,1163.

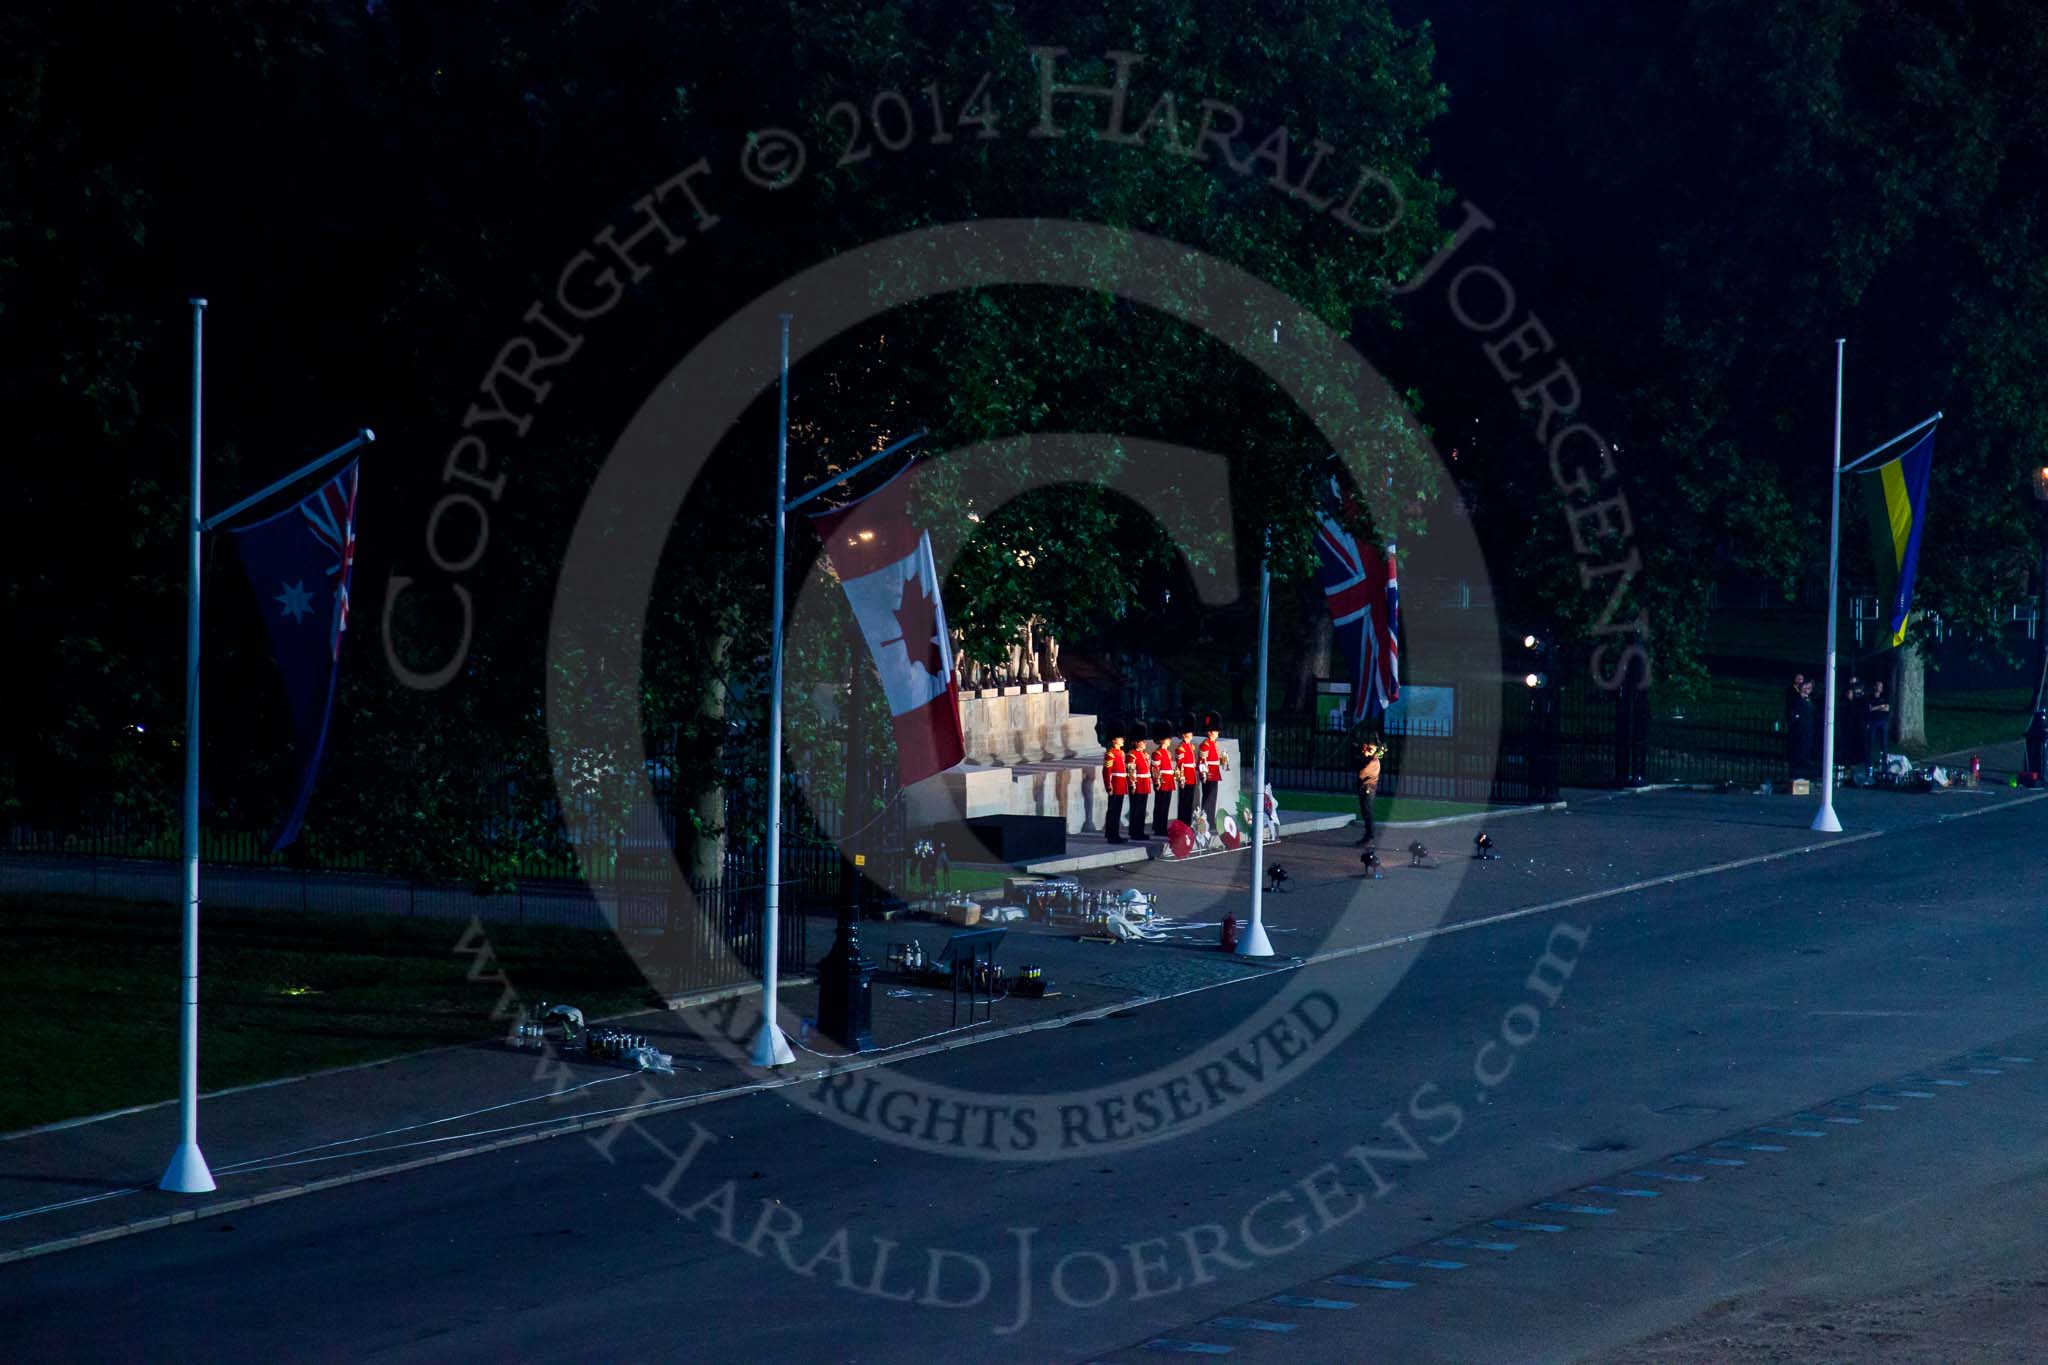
1858,428,1934,649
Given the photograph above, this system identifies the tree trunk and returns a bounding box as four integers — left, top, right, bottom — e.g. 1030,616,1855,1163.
1288,586,1333,712
1893,626,1928,754
687,631,731,885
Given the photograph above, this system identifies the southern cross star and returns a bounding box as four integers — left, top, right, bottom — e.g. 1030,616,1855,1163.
275,580,315,623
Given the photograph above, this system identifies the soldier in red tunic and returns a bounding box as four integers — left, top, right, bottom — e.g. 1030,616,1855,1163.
1175,717,1199,828
1199,711,1229,828
1102,722,1129,844
1129,736,1154,842
1150,720,1176,837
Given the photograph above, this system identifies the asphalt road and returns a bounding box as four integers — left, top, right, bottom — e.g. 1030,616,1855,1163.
7,790,2047,1363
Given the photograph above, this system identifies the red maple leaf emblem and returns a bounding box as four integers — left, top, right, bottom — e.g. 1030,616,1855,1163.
887,569,945,678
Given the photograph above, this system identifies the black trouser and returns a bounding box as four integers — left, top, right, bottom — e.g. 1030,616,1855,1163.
1153,787,1173,836
1177,782,1196,826
1866,722,1888,763
1129,789,1149,841
1105,791,1124,842
1357,785,1375,843
1202,780,1220,826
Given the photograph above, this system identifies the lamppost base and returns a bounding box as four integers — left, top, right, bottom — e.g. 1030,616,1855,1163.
1237,920,1274,958
1810,801,1842,833
159,1141,216,1194
750,1022,794,1068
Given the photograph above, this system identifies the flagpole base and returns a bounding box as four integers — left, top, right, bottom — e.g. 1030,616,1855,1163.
1237,920,1274,959
750,1022,795,1068
1810,801,1843,834
159,1142,216,1194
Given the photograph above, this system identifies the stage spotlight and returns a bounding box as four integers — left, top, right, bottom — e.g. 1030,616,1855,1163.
1524,671,1546,688
1266,864,1290,893
1474,832,1497,860
1408,840,1429,866
1360,847,1382,879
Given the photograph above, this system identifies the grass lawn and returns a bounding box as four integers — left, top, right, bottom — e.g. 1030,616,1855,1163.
1925,687,2036,756
0,894,666,1133
1275,791,1493,821
905,867,1016,893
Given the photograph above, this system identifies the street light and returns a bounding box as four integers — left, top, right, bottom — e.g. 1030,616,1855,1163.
1520,630,1559,802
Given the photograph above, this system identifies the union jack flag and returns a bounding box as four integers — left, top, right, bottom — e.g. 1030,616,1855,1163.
1313,474,1400,721
227,460,362,849
301,466,359,660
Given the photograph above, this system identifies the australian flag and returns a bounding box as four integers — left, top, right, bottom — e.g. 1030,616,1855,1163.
1313,473,1400,722
227,462,359,849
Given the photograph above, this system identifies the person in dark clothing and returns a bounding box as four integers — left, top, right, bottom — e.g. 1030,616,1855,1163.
1843,676,1868,765
1795,679,1820,775
1355,741,1382,846
1785,672,1810,776
1865,680,1892,770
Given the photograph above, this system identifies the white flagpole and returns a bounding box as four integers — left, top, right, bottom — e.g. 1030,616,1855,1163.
752,314,796,1068
1813,338,1845,834
161,299,216,1193
1240,546,1275,957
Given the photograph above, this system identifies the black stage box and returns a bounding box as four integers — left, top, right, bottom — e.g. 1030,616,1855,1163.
927,814,1066,864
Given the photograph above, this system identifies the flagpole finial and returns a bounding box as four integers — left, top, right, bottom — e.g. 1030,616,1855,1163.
359,427,377,443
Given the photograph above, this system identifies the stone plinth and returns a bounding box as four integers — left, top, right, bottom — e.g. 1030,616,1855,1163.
959,687,1099,767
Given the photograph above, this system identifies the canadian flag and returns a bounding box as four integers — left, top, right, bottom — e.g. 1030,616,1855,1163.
808,461,965,787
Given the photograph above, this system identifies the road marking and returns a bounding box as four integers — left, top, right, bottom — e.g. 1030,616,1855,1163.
1380,1255,1465,1269
1629,1170,1704,1182
1582,1186,1661,1197
1536,1202,1615,1215
1438,1237,1518,1252
1797,1113,1862,1124
1729,1234,1788,1262
1861,1190,1937,1223
1963,1067,2003,1075
1993,1056,2035,1064
1807,1009,1941,1017
1491,1219,1569,1232
1903,1077,1968,1087
1755,1127,1825,1137
1332,1275,1416,1289
1869,1088,1935,1099
1143,1341,1234,1355
0,1187,144,1226
1671,1154,1744,1166
1715,1141,1786,1152
1270,1295,1355,1310
1206,1318,1297,1334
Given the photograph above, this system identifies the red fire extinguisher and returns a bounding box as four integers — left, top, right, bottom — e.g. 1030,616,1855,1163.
1220,912,1239,953
1972,753,1982,784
